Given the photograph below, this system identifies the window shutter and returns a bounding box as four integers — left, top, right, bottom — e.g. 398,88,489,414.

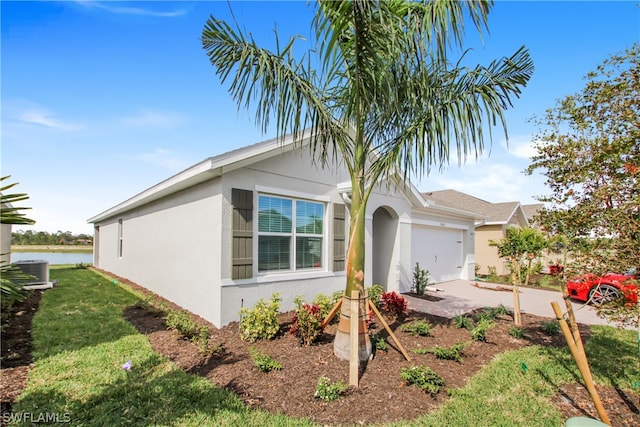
232,189,253,279
332,203,346,271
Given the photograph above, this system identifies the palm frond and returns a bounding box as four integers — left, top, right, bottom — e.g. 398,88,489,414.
0,176,36,225
202,16,351,171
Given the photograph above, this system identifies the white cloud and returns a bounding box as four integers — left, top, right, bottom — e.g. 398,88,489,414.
120,109,187,128
136,148,190,172
73,1,188,18
501,134,538,160
418,160,547,205
14,107,82,131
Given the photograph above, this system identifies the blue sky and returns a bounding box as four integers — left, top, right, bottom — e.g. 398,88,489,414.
2,1,639,234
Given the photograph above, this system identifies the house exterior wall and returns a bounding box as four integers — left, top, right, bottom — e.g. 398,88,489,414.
409,210,475,284
93,144,477,327
95,180,223,325
365,187,414,292
475,224,507,276
216,148,352,326
1,223,12,264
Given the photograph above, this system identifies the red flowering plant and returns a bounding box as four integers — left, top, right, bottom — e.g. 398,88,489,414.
290,297,325,346
381,291,408,321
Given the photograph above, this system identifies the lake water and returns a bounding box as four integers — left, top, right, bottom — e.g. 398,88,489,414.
11,252,94,265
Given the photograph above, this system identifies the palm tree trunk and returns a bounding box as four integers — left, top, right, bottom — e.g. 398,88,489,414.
334,176,372,361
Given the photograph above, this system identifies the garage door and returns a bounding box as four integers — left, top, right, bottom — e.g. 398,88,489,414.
411,226,463,283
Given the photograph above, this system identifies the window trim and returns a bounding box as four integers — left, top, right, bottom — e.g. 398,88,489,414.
256,191,328,275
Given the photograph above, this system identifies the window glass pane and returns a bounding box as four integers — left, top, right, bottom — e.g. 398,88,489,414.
258,236,291,271
258,196,292,232
296,237,322,269
296,200,323,234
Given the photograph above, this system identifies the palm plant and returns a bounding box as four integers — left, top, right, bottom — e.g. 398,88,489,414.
202,0,533,359
1,176,36,310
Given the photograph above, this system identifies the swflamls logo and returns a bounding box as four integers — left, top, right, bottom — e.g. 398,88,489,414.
1,412,71,424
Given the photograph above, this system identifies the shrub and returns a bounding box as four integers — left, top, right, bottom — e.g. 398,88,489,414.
411,348,429,355
400,320,433,336
488,266,500,282
473,308,494,323
430,343,466,363
540,320,561,336
470,318,494,342
194,326,212,355
371,333,388,351
508,326,526,339
400,366,445,394
290,297,324,346
452,315,474,330
413,263,431,295
249,347,282,373
239,293,282,342
312,293,334,319
165,308,212,354
314,376,348,401
381,291,408,319
367,284,384,308
331,290,345,305
165,309,200,338
492,304,508,317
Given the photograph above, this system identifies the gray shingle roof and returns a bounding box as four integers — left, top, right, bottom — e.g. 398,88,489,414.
422,189,522,224
522,203,544,222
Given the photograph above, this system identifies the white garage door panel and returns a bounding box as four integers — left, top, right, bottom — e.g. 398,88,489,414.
411,226,463,283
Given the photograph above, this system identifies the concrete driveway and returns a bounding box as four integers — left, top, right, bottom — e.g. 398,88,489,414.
405,280,628,328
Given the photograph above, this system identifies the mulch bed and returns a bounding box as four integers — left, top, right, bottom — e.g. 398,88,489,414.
2,277,639,426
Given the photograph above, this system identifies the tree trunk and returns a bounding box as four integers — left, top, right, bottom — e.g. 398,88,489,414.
513,285,522,326
511,258,522,326
524,257,533,287
334,178,372,361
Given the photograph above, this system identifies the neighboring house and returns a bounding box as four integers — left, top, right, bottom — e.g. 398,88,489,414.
422,190,533,276
89,134,480,327
521,203,544,228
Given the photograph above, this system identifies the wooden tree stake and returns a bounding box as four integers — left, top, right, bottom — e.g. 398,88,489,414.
551,302,611,425
321,297,343,329
368,300,411,361
349,290,360,387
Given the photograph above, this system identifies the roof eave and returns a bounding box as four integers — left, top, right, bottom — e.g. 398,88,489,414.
88,132,309,224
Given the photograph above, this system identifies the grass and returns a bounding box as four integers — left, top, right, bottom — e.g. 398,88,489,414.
11,244,92,253
13,268,311,426
14,268,639,426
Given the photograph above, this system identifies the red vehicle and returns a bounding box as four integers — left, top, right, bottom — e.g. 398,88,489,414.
567,272,638,306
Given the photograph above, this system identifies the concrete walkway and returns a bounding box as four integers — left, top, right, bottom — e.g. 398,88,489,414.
405,280,626,328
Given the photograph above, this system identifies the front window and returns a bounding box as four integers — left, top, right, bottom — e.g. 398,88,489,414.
258,195,324,272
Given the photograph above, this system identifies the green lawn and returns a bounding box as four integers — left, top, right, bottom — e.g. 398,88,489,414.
12,268,638,426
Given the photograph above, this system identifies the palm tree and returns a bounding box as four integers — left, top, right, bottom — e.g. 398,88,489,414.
1,176,36,308
202,0,533,359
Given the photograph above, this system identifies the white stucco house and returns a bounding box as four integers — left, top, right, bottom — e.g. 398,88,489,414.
88,133,480,327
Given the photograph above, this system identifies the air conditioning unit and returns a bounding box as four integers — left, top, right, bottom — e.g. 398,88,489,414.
15,259,50,285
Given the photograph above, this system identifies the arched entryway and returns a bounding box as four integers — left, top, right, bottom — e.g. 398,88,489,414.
372,206,399,291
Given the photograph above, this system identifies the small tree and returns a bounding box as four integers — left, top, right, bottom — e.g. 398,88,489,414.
520,228,548,287
412,263,431,295
489,227,547,325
